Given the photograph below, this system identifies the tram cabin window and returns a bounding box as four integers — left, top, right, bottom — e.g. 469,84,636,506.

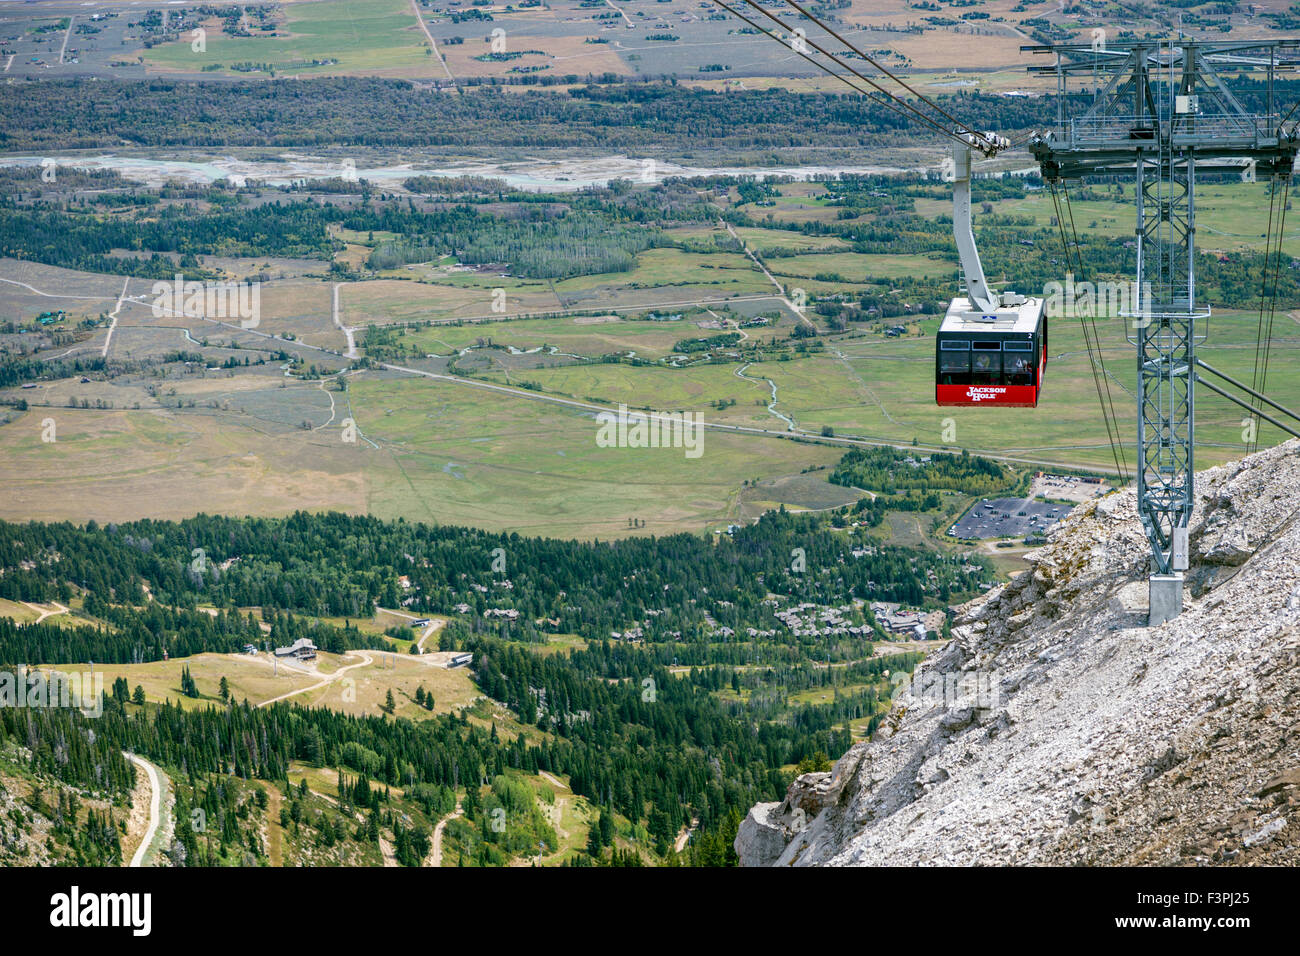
970,341,1001,385
1003,340,1035,386
939,341,970,384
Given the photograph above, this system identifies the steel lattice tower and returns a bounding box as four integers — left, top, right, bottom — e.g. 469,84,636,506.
1028,39,1299,623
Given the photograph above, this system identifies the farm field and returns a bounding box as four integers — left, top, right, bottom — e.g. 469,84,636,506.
349,374,844,536
402,313,706,360
0,368,846,537
976,180,1300,260
141,0,442,78
4,156,1300,538
454,312,1300,474
0,0,1280,93
0,404,374,524
767,252,956,283
815,310,1300,469
476,359,772,419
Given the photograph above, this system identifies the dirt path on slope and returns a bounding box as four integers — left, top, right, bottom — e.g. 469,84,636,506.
124,752,166,867
428,803,464,867
257,651,373,708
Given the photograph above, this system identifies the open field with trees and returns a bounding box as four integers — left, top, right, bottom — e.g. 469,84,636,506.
4,162,1299,535
0,501,991,864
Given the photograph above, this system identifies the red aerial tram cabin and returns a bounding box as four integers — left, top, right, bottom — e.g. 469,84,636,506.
935,296,1047,408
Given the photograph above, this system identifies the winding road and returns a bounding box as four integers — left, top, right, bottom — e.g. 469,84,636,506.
417,619,443,652
125,752,162,868
427,803,463,867
22,600,68,625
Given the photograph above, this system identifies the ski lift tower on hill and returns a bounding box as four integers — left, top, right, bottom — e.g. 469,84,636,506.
1026,38,1300,624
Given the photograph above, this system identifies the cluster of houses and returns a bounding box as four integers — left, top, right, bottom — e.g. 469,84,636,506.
579,596,949,645
432,571,948,648
771,602,874,639
449,600,520,620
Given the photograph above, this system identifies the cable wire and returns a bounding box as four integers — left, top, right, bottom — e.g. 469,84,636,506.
1049,179,1130,482
1249,175,1290,453
728,0,978,148
707,0,962,142
1061,182,1129,479
777,0,1000,152
711,0,1002,153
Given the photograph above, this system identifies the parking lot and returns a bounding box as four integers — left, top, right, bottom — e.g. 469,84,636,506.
949,496,1071,541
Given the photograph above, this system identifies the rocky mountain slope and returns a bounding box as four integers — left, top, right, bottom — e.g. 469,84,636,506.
738,440,1300,866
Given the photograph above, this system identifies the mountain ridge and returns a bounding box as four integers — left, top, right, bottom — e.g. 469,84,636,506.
737,439,1300,865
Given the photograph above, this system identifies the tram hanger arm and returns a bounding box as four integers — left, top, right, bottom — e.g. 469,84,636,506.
951,133,1008,314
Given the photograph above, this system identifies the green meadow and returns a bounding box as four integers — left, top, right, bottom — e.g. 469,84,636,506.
143,0,436,77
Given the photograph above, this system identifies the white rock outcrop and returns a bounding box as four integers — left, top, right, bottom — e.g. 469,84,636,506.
738,440,1300,866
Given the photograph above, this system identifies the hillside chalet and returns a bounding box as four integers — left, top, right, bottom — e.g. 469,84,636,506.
274,638,317,661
